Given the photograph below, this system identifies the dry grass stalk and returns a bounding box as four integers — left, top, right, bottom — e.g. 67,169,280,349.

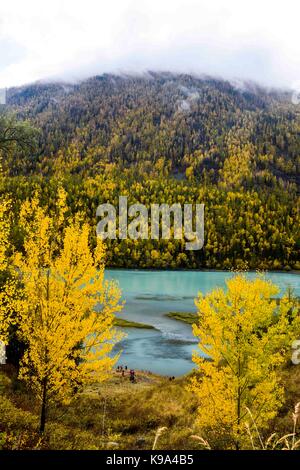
292,402,300,448
245,403,300,450
190,434,211,450
152,427,167,450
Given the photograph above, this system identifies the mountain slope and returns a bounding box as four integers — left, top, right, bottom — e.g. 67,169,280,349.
6,73,300,187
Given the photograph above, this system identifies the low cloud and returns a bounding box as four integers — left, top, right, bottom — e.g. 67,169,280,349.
0,0,299,90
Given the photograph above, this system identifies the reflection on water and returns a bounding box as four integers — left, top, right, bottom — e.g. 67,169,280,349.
106,270,300,376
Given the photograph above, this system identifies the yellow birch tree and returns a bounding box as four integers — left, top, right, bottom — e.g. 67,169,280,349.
14,189,123,432
190,274,300,449
0,198,19,348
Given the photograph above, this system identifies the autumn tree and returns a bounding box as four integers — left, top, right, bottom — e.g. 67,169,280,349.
190,274,300,449
14,189,123,432
0,197,19,349
0,198,10,348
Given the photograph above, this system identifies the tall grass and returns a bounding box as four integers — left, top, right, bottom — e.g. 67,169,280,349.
245,404,300,450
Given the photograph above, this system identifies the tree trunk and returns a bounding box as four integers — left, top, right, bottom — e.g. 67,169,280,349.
235,324,242,450
39,378,47,433
235,390,241,450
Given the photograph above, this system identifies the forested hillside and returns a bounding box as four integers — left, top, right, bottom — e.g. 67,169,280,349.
6,73,300,183
1,73,300,270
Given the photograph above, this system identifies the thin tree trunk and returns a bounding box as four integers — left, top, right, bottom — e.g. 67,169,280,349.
235,322,242,450
236,387,241,450
40,378,47,433
40,272,50,433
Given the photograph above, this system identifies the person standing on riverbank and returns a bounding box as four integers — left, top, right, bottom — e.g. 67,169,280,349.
130,369,135,383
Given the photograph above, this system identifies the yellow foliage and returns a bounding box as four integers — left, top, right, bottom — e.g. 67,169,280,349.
185,166,194,180
13,190,124,430
0,198,19,345
189,274,300,449
220,144,253,188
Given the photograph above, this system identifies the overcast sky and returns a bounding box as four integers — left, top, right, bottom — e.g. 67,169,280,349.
0,0,300,90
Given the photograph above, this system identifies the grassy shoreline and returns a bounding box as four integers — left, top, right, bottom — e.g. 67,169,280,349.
114,317,155,329
165,312,198,325
1,364,299,450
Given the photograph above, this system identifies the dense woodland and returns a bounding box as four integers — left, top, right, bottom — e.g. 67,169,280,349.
1,72,300,270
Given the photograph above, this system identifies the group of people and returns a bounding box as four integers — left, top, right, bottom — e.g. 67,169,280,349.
116,365,136,383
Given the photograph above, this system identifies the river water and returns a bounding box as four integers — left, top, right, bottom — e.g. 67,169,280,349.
105,270,300,376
